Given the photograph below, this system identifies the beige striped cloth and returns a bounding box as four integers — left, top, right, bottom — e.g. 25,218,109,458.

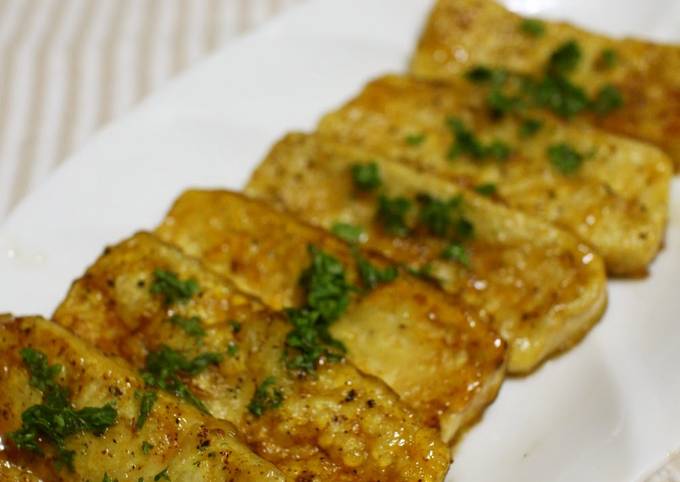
0,0,304,220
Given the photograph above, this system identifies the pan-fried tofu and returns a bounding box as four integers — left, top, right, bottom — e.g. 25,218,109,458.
156,189,507,443
318,74,672,275
0,314,284,482
53,234,451,482
246,133,608,374
411,0,680,169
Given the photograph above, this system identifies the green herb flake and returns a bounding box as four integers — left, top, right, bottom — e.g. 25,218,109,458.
351,162,381,191
406,264,436,282
284,307,347,372
284,246,352,373
135,390,157,430
532,75,589,118
376,195,412,237
168,315,205,340
474,183,497,197
417,195,462,237
596,48,618,70
405,133,426,146
591,84,623,115
487,88,523,117
416,194,475,241
548,40,582,76
548,143,584,174
140,346,222,414
141,440,154,455
446,117,486,160
9,349,118,472
150,269,199,305
465,66,508,85
247,377,284,417
519,118,543,138
229,321,241,334
441,243,471,267
299,245,355,323
226,341,239,358
154,467,170,481
447,117,512,160
486,140,511,160
354,252,398,290
331,222,364,244
520,18,546,37
103,473,118,482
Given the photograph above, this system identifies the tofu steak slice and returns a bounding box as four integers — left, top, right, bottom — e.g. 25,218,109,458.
411,0,680,170
246,133,608,374
0,314,284,482
52,233,451,482
318,74,672,276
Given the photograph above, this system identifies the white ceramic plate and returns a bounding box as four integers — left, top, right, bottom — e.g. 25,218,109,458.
1,1,679,481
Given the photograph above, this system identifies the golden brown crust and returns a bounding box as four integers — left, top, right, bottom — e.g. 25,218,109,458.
52,234,451,481
246,133,608,374
318,74,672,275
0,315,284,482
411,0,680,169
156,189,507,443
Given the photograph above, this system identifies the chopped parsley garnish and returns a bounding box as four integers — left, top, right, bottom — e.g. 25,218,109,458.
150,269,199,305
168,315,205,340
591,84,623,115
103,473,118,482
226,341,238,357
405,133,426,146
487,88,524,117
441,242,471,267
474,183,497,197
284,246,352,373
407,264,436,281
447,117,512,160
486,140,511,160
417,194,473,240
354,252,398,290
299,245,354,323
548,40,582,76
247,377,284,417
331,222,363,243
140,346,222,414
9,348,118,471
417,195,462,237
351,162,382,191
154,467,170,481
135,390,157,430
447,117,486,159
465,37,622,121
532,74,589,118
141,440,154,455
229,320,241,333
596,48,618,70
376,195,412,237
465,66,508,85
520,18,545,37
519,118,543,138
284,307,347,372
548,143,584,174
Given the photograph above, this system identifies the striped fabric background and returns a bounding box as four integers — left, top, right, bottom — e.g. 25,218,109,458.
0,0,304,220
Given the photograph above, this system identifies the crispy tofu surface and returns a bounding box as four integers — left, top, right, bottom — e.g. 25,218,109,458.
156,189,507,443
318,75,672,275
53,234,451,482
0,315,284,482
411,0,680,169
246,133,608,374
